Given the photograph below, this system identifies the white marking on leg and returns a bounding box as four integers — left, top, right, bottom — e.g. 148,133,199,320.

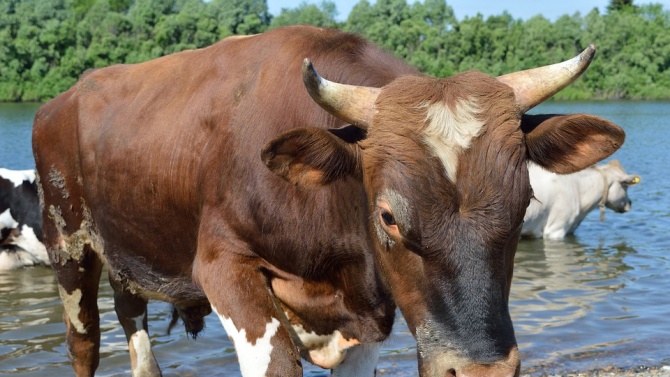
129,329,155,376
126,312,159,376
57,286,87,334
422,98,484,182
331,342,381,377
212,305,280,377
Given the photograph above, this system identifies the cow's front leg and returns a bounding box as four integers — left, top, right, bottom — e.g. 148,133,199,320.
194,245,302,377
109,271,162,377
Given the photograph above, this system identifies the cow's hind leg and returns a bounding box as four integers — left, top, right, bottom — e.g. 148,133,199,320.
49,237,104,377
109,272,162,376
39,166,105,376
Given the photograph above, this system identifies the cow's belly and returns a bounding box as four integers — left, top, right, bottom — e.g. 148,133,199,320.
83,194,204,306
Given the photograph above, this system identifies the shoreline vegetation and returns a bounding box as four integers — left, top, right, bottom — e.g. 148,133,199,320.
1,0,669,103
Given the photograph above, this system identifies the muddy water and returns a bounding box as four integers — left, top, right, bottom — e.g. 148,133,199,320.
1,101,669,375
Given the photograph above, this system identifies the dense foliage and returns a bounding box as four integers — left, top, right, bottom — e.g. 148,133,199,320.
1,0,669,101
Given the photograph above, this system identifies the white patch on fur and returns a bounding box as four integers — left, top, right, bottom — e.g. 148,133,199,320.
213,305,280,377
292,324,359,369
422,99,485,181
10,225,48,264
129,329,154,375
0,168,35,187
0,212,49,269
0,208,19,229
57,286,87,334
0,250,35,270
331,342,381,377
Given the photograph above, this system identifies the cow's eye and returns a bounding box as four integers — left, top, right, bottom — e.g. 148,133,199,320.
376,198,401,240
381,211,396,226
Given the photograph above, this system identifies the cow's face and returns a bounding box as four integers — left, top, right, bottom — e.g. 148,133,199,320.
263,48,625,377
600,160,640,213
360,73,527,376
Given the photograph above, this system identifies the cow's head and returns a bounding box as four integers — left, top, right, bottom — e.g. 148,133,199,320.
599,159,641,213
262,46,624,377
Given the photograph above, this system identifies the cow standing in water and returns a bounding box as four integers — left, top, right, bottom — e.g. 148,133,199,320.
522,160,641,239
0,168,48,269
32,26,624,377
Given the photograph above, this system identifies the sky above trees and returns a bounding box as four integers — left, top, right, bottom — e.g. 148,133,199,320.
266,0,670,21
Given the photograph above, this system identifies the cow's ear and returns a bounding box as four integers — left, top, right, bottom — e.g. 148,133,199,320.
522,114,625,174
261,127,362,189
623,174,642,186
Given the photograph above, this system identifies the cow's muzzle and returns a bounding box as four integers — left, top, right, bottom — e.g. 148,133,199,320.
420,346,520,377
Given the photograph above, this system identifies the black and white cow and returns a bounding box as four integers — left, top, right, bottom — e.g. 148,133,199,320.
0,168,48,269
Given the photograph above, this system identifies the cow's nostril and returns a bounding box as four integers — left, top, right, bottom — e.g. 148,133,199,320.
446,368,457,377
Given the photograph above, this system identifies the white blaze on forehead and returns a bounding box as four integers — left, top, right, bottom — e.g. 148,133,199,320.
0,168,35,187
57,285,87,334
422,98,485,182
212,305,280,377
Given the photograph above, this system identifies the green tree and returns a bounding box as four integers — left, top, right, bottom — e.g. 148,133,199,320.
1,0,670,102
270,1,338,29
607,0,637,13
208,0,271,37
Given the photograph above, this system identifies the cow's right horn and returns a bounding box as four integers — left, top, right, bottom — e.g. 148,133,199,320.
497,45,596,113
302,59,379,129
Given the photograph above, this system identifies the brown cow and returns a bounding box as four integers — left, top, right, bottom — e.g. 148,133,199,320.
32,26,624,377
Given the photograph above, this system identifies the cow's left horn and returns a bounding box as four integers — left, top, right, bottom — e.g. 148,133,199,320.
302,59,379,129
497,45,596,113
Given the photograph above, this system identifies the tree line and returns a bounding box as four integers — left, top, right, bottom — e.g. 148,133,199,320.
1,0,669,102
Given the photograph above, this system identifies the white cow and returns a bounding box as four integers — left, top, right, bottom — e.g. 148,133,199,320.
522,160,641,240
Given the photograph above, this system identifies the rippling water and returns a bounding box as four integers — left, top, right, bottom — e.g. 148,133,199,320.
1,101,669,376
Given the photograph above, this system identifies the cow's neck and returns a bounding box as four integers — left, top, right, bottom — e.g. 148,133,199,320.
576,167,609,215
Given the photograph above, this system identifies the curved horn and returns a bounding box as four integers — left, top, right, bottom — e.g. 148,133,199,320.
302,58,380,129
497,44,596,113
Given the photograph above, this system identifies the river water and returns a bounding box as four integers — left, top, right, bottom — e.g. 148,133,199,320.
1,101,669,376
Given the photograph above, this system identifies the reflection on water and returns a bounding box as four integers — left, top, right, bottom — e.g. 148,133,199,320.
511,237,670,374
513,238,633,335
